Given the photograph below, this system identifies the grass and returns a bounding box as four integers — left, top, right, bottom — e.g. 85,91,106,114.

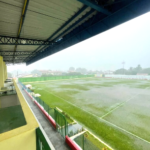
85,131,111,150
56,109,74,124
25,78,150,150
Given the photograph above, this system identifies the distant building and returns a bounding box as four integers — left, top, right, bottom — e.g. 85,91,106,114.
137,73,148,76
39,70,63,76
104,70,114,75
18,74,39,78
51,70,62,75
39,70,51,75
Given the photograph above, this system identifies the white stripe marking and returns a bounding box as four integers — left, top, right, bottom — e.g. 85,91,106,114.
100,87,149,119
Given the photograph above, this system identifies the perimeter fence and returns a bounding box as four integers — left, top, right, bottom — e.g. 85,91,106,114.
74,133,104,150
19,75,94,83
54,109,68,138
19,81,55,119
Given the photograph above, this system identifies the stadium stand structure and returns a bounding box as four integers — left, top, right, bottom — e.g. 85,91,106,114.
0,0,150,150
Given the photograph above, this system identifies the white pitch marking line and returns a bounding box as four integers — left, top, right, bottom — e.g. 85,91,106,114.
42,88,150,145
100,94,140,119
101,119,150,144
100,87,149,119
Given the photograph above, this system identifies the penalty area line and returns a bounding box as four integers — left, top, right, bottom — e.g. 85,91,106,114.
100,87,150,119
100,94,140,119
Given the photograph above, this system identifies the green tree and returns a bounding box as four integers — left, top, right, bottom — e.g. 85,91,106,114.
135,64,142,73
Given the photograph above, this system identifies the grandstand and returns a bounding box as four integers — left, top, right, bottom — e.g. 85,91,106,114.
0,0,150,150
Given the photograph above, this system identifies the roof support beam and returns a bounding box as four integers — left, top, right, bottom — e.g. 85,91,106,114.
13,0,30,62
77,0,112,15
0,36,52,45
1,55,29,56
47,5,88,41
27,0,150,65
4,58,26,61
0,51,32,54
23,5,88,62
25,8,96,62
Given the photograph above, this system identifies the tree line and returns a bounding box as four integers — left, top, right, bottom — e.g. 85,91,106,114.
114,65,150,75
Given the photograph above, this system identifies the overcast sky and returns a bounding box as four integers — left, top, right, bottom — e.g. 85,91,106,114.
8,12,150,73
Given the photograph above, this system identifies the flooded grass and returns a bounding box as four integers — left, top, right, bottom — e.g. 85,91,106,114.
29,78,150,150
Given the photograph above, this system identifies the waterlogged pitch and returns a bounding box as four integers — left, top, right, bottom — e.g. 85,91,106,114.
28,77,150,150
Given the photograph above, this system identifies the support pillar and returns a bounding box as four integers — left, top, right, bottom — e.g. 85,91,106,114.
0,56,4,89
5,64,8,79
3,62,6,81
3,62,7,80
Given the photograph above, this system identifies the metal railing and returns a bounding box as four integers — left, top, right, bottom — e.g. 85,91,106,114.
36,128,51,150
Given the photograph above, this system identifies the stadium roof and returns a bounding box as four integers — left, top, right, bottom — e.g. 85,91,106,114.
0,0,149,65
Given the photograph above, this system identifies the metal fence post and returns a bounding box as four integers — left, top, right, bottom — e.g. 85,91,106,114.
83,134,84,150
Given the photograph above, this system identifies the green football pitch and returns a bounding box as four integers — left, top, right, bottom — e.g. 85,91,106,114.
27,77,150,150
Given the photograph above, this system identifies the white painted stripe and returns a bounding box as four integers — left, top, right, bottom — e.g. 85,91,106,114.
70,131,86,140
100,87,149,119
100,94,140,119
101,119,150,144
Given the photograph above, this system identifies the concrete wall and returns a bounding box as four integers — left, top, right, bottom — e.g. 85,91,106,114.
0,80,39,150
0,56,4,89
0,129,36,150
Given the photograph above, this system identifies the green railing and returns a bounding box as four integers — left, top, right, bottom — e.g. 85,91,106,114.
34,96,55,120
19,75,94,83
54,108,68,138
36,128,51,150
74,133,100,150
20,81,55,120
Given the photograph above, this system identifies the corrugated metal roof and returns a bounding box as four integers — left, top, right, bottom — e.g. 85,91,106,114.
0,0,24,63
0,45,14,51
0,0,95,64
50,7,93,41
0,0,149,64
16,45,38,51
0,0,23,37
20,0,85,40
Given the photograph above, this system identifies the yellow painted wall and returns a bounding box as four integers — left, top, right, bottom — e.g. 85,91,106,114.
0,56,4,89
0,81,39,150
5,64,7,79
3,61,6,81
0,129,36,150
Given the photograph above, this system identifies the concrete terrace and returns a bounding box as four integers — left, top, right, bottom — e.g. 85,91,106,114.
0,94,26,134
